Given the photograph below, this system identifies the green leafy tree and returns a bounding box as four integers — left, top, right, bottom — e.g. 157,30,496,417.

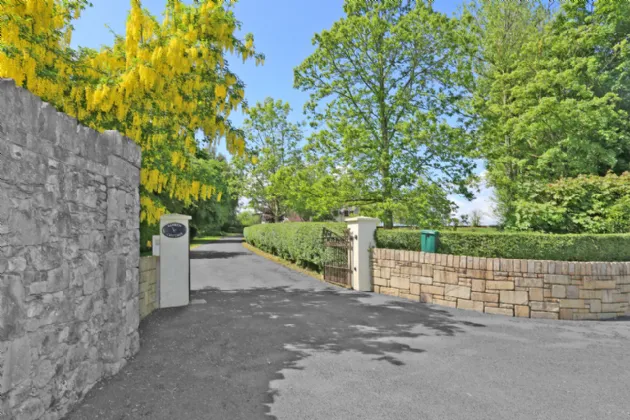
232,98,304,223
237,210,262,228
470,209,483,227
512,172,630,234
141,149,237,249
466,0,630,224
294,0,476,228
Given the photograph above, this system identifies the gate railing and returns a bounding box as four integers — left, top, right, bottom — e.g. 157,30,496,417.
322,228,353,287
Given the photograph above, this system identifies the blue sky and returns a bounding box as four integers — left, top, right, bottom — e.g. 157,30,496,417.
72,0,495,223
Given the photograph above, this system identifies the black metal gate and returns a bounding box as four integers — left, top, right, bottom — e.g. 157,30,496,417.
322,228,353,287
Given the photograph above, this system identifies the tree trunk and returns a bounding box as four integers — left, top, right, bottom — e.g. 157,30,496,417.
383,208,394,229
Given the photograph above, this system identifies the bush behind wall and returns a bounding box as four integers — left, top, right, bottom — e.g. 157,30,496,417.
375,229,630,262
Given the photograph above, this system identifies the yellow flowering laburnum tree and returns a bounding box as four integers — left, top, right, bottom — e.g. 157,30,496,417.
0,0,263,225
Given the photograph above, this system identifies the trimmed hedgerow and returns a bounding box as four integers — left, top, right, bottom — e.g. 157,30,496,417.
243,222,346,271
375,229,630,262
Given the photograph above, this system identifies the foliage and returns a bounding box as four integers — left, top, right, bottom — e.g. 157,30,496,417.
465,0,630,224
140,150,236,251
237,210,261,228
294,0,476,228
511,172,630,233
243,222,345,271
470,210,483,227
231,98,303,223
375,229,630,261
0,0,263,225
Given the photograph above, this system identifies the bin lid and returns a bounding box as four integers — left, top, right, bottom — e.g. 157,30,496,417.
421,230,438,235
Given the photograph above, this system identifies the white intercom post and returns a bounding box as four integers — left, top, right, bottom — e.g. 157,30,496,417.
159,214,191,308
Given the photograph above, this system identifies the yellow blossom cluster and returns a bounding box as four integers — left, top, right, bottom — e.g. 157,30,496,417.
0,0,262,224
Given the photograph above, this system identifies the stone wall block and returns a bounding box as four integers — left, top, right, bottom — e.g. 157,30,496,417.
445,285,471,300
529,301,560,313
471,280,485,292
486,281,514,291
471,292,499,303
500,291,528,305
434,270,458,285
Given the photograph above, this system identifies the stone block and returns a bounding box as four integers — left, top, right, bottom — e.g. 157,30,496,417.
104,256,126,289
566,286,579,299
457,299,484,312
551,285,566,298
400,293,421,302
1,336,31,394
515,305,530,318
485,307,513,316
486,281,514,291
434,270,458,285
458,278,472,287
374,276,389,287
445,285,471,300
421,285,445,296
472,280,485,292
601,303,627,313
593,280,616,290
544,274,570,285
530,311,559,320
529,288,544,302
588,299,602,313
471,292,499,303
139,257,156,272
559,300,585,309
411,276,433,285
559,309,576,320
390,276,410,291
500,291,528,305
579,290,602,299
572,313,600,321
410,283,420,295
530,301,560,313
515,277,543,288
601,290,618,303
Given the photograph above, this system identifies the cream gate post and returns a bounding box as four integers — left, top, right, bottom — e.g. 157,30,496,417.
159,214,191,308
346,217,380,291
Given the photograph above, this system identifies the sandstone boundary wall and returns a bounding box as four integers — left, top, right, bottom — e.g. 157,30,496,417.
372,249,630,320
139,256,158,320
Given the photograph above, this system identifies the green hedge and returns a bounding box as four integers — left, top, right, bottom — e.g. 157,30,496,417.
244,222,346,271
375,229,630,262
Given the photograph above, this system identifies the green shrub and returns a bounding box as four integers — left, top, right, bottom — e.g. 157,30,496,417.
511,172,630,234
244,222,346,271
375,229,630,262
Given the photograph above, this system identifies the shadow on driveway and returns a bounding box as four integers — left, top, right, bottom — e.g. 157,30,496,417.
189,251,249,260
65,285,483,420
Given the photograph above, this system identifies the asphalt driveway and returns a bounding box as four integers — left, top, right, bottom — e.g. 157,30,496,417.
67,238,630,420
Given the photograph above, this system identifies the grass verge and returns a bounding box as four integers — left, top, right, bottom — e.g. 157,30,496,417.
190,236,221,249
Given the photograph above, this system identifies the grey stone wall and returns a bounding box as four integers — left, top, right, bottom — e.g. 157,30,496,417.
0,79,141,419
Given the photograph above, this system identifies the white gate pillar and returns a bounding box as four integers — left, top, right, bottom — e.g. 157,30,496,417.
346,217,380,291
159,214,191,308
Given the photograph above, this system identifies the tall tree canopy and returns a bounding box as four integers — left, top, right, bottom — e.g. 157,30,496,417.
0,0,263,224
232,98,304,223
294,0,476,228
466,0,630,225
